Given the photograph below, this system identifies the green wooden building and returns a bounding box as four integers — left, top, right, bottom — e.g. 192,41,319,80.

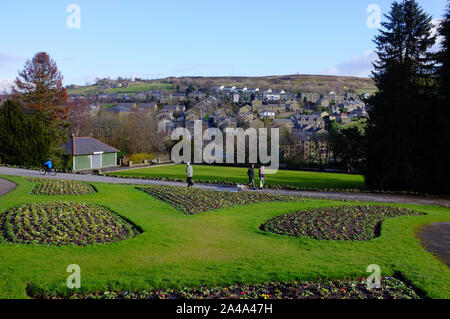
64,136,119,171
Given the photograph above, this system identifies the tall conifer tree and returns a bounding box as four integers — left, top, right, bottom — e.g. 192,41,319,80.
365,0,437,192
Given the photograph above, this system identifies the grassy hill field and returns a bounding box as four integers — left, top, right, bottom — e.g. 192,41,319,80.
67,74,377,96
169,74,377,95
67,81,173,96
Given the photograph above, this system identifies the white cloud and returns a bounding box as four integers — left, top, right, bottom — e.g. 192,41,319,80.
0,53,24,66
0,78,14,94
324,20,443,78
323,51,377,78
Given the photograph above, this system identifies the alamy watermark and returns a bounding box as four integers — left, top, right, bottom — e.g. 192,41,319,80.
170,121,280,173
66,4,81,29
366,4,381,29
366,264,381,289
66,264,81,289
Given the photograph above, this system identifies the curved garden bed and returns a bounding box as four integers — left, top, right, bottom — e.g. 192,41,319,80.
0,202,139,246
28,178,96,195
139,185,302,215
260,205,423,241
27,277,420,299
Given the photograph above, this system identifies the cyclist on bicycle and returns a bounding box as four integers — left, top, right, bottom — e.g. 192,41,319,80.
43,158,53,173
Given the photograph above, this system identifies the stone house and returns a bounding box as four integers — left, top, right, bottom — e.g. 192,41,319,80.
239,105,252,114
285,101,301,112
162,104,186,114
139,102,158,112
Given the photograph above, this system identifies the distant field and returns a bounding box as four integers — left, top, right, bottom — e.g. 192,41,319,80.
67,74,377,96
68,81,173,96
107,164,366,190
166,74,377,95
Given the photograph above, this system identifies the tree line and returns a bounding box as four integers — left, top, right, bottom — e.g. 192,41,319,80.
365,0,450,194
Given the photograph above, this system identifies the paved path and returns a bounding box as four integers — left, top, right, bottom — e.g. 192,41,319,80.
417,222,450,267
0,166,449,207
0,177,17,197
101,163,175,174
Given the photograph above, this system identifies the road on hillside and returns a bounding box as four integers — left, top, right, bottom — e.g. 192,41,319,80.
0,166,449,207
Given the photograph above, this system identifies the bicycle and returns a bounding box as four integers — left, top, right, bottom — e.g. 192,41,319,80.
40,166,57,176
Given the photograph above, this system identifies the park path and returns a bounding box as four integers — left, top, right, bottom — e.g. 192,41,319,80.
417,222,450,267
0,178,17,197
0,166,449,207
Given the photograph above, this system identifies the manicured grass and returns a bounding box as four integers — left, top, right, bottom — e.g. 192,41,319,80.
108,165,366,191
0,175,449,299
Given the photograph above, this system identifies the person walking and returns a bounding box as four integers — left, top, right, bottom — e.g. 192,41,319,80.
259,166,265,189
186,162,194,187
246,164,255,190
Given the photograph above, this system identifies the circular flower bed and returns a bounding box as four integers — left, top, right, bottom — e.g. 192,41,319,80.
28,277,420,299
28,178,96,196
0,202,139,246
139,185,302,215
260,205,423,241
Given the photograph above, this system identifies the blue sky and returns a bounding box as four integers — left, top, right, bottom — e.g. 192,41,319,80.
0,0,447,89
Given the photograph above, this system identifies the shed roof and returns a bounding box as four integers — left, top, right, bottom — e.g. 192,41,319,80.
64,137,119,156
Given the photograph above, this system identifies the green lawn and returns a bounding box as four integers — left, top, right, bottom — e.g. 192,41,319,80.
67,82,173,96
0,175,449,299
102,82,172,94
108,165,366,191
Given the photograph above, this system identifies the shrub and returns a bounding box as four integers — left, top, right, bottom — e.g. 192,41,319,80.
128,153,155,163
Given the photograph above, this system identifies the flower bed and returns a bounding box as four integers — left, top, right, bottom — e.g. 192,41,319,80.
29,277,420,299
28,178,96,195
0,202,139,246
260,205,423,241
139,185,302,215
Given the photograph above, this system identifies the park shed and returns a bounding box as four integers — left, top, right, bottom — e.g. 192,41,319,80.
64,136,119,171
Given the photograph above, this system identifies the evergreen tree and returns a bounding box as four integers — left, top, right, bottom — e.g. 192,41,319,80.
0,100,66,167
365,0,437,192
0,100,28,165
434,2,450,193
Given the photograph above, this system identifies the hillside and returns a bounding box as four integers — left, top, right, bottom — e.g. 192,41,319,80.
169,75,377,95
67,74,377,96
67,81,172,96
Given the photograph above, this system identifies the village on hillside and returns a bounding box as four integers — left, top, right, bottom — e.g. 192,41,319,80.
59,78,372,167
